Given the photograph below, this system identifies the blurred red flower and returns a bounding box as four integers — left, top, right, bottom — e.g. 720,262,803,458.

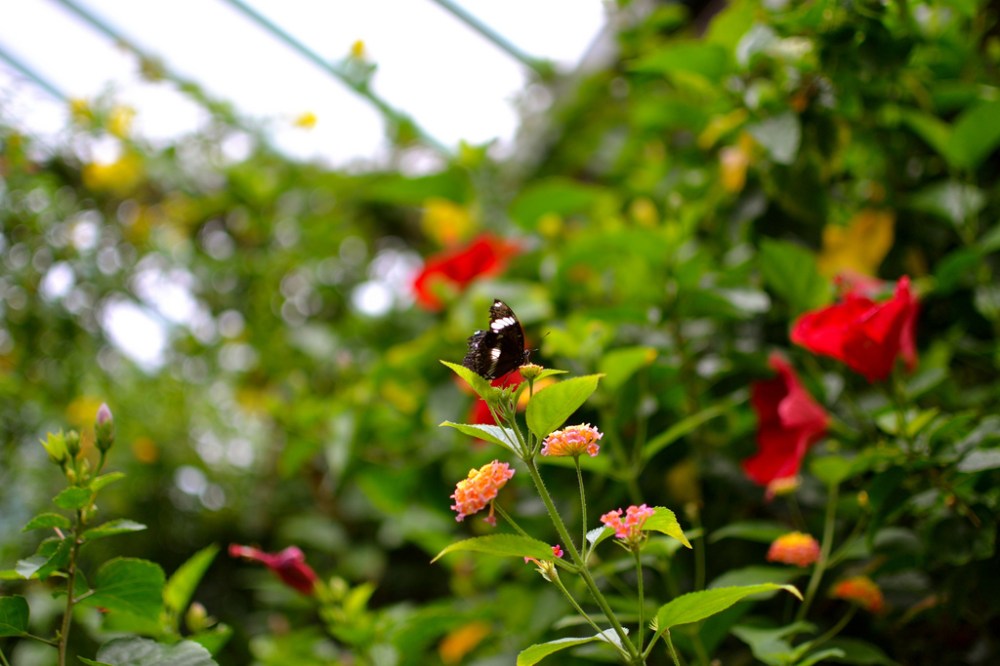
412,234,520,310
791,276,918,382
743,354,829,487
468,370,524,425
229,544,318,595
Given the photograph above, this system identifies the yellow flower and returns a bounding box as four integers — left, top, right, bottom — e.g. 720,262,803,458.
421,198,473,246
108,105,136,138
69,98,94,125
818,209,895,277
439,621,490,664
82,153,145,196
350,40,366,59
293,112,317,129
719,132,756,194
766,532,821,567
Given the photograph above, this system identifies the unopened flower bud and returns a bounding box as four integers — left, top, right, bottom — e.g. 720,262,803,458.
65,430,81,458
41,431,69,465
185,602,209,632
95,403,115,452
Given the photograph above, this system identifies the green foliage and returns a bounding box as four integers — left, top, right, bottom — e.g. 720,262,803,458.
2,0,1000,663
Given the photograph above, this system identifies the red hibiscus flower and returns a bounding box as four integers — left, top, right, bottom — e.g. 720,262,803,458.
468,370,524,425
412,234,520,311
229,544,318,595
743,354,829,487
791,276,918,383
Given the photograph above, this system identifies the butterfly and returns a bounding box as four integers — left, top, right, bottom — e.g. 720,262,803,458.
462,299,530,380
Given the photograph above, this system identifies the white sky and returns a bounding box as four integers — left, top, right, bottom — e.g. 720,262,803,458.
0,0,608,165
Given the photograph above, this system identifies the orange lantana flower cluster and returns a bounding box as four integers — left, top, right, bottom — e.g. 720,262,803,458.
766,532,821,567
541,424,603,458
450,460,515,525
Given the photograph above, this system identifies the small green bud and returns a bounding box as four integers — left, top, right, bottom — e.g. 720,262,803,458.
95,403,115,452
65,430,81,458
41,431,69,465
185,602,209,632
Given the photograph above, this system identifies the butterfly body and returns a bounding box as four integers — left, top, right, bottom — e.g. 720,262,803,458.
462,300,530,379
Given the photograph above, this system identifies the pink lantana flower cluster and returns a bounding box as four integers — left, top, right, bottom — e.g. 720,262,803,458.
600,504,655,547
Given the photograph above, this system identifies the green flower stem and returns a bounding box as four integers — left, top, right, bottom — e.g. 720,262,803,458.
888,374,913,452
664,629,681,666
493,503,531,539
0,647,10,666
524,459,640,662
634,549,646,649
796,482,839,621
691,506,706,591
548,574,616,654
812,604,857,648
576,460,588,552
57,510,85,666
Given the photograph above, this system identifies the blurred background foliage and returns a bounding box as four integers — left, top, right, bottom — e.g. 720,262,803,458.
2,0,1000,664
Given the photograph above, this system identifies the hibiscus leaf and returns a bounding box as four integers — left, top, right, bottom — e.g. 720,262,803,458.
516,629,627,666
759,239,832,313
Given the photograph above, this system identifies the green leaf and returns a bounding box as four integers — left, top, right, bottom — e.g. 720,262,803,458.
958,449,1000,473
655,584,801,631
907,180,985,229
748,113,801,165
92,472,127,492
81,558,165,622
440,360,494,401
822,638,899,665
22,512,72,531
630,42,731,82
800,649,848,666
642,401,730,462
432,535,555,563
599,346,656,392
710,521,790,544
900,109,954,164
53,486,92,510
84,519,147,542
517,629,627,666
810,456,855,487
440,422,521,454
526,374,603,439
759,239,831,312
91,637,218,666
644,507,692,548
948,101,1000,170
189,625,233,656
509,178,608,230
0,596,29,637
31,537,72,580
164,544,219,617
732,622,816,665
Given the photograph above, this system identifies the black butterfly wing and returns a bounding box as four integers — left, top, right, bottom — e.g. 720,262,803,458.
462,300,528,379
